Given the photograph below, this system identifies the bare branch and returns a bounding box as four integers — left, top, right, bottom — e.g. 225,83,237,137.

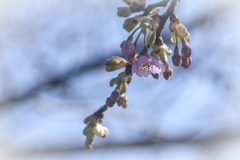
143,0,170,16
156,0,178,37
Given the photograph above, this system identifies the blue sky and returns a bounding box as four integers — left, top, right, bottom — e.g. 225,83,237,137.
0,0,240,159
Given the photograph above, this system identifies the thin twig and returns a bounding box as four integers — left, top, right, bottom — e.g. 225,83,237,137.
143,0,171,16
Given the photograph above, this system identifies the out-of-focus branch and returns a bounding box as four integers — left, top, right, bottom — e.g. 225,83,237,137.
13,130,240,155
0,1,234,107
0,55,109,107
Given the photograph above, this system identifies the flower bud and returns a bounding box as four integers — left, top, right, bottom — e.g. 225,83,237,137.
163,64,173,80
110,88,120,102
170,31,178,44
110,78,117,87
122,96,128,108
176,23,189,39
147,30,156,46
120,82,128,94
85,136,94,150
117,97,124,106
182,46,191,58
106,97,115,107
181,40,191,58
121,35,134,57
105,56,128,72
117,7,132,18
117,72,128,83
169,21,178,32
83,125,95,150
151,73,159,79
181,57,192,69
172,45,182,66
117,94,126,106
157,51,168,66
93,124,109,138
83,125,94,137
161,44,172,56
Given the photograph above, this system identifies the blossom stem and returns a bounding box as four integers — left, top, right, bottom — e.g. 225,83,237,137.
131,26,141,36
144,29,147,47
134,28,143,47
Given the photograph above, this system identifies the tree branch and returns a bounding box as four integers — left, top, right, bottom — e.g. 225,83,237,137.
156,0,178,37
143,0,171,16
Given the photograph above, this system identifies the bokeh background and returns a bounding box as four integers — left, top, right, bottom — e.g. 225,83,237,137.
0,0,240,159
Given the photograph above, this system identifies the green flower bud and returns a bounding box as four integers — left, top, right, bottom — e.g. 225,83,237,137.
85,136,94,150
117,7,132,18
122,96,128,108
160,44,172,56
83,125,94,137
176,24,189,39
158,51,168,66
123,18,138,33
117,94,125,106
120,82,128,94
170,31,178,44
110,78,117,87
93,124,109,138
105,56,128,72
169,21,178,32
185,32,191,42
147,30,156,46
83,125,95,150
117,72,128,83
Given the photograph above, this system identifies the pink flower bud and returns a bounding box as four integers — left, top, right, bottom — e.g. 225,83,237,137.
181,57,192,69
110,88,120,102
106,97,115,107
181,39,191,58
120,35,134,57
163,63,173,80
172,45,182,66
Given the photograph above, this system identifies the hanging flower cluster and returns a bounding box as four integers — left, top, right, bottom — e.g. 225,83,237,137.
83,0,191,149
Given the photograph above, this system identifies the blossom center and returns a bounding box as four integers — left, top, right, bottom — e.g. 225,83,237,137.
139,63,153,72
